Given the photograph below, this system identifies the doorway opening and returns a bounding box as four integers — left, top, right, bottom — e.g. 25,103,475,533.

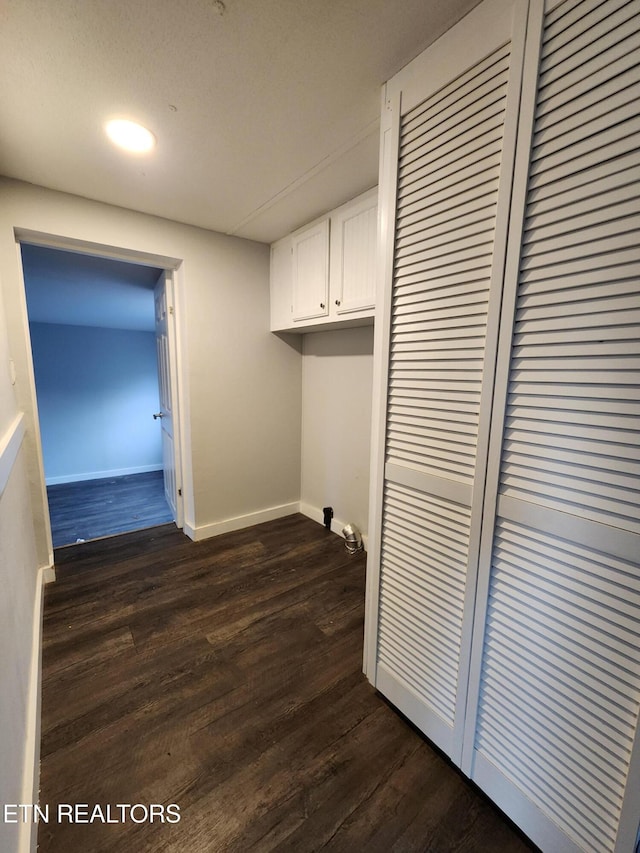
21,243,181,547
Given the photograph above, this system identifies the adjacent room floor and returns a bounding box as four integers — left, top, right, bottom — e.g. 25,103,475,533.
46,470,173,547
39,514,537,852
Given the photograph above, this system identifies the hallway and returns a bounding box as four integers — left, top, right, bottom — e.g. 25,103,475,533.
39,515,536,852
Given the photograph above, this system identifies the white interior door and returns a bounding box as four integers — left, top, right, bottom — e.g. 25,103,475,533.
154,271,182,525
364,0,529,764
366,0,640,849
461,1,640,851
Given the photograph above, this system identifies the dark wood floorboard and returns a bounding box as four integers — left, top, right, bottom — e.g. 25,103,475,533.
47,470,173,547
39,515,537,853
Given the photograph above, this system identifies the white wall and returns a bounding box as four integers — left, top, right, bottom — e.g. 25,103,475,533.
0,178,302,565
0,272,41,853
300,326,374,540
29,323,162,484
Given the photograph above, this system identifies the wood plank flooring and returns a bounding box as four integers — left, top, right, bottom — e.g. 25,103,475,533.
47,470,173,547
39,514,537,852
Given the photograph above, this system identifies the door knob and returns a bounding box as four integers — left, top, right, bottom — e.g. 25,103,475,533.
153,412,164,420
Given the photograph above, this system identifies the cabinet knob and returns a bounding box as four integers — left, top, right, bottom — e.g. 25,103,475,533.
335,299,341,306
320,303,325,309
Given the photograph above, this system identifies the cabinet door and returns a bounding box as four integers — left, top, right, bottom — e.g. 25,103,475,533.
331,190,377,315
462,1,640,851
292,219,329,321
364,0,529,764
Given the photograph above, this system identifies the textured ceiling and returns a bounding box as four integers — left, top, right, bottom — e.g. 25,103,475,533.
0,0,481,244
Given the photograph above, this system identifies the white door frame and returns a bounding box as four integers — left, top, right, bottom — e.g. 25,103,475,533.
14,228,191,558
154,269,184,529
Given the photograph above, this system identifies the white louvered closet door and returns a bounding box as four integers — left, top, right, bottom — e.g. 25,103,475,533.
364,0,529,762
463,0,640,851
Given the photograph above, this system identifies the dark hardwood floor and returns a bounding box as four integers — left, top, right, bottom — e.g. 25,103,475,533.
47,470,173,547
39,514,537,852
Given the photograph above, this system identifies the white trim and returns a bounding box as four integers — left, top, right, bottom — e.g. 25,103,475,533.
0,412,25,498
41,566,56,584
472,751,583,853
385,462,472,508
618,714,640,853
272,315,374,335
1,414,52,853
386,0,520,112
153,269,184,529
18,566,47,853
376,664,454,759
45,464,163,486
183,502,300,542
454,0,529,775
164,270,185,530
14,228,182,271
299,501,368,550
172,262,193,534
498,494,640,564
455,0,532,770
14,240,54,570
363,84,401,680
15,231,193,559
300,501,348,537
461,0,545,776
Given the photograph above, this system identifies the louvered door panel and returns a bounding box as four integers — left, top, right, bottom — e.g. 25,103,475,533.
475,513,640,853
366,0,528,764
466,1,640,850
377,482,470,729
386,44,509,486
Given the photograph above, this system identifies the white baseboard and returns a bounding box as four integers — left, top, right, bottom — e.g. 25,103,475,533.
42,565,56,584
19,566,47,853
184,502,300,542
45,464,163,486
299,502,368,550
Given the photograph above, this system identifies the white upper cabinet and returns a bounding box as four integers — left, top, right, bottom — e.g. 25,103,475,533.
291,218,330,322
331,188,377,316
270,188,377,332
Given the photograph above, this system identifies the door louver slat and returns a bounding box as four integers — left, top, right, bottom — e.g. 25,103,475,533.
537,24,640,110
541,0,634,62
400,44,510,147
545,0,623,31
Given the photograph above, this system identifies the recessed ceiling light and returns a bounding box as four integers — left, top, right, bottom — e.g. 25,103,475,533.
105,119,156,153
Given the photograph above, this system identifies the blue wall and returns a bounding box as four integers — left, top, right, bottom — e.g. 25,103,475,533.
29,322,162,484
